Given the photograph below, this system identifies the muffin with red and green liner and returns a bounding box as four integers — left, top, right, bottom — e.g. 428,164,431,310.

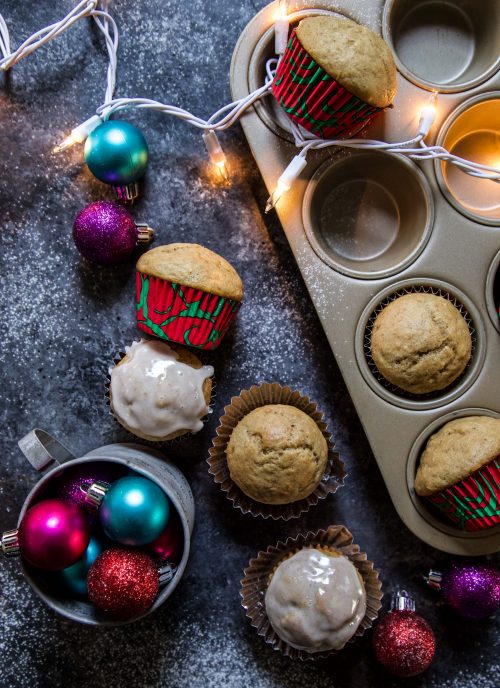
136,243,243,350
272,15,397,139
415,416,500,531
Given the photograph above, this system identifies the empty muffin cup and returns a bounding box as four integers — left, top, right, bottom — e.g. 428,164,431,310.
355,280,485,410
207,382,345,520
240,524,383,660
435,94,500,225
302,152,433,279
486,250,500,333
383,0,500,92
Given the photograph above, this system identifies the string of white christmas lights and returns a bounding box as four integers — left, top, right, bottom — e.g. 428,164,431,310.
1,0,498,205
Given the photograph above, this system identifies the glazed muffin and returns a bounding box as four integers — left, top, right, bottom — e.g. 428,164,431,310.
226,404,328,505
415,416,500,531
265,547,367,653
136,243,243,350
272,15,397,139
370,293,472,394
109,339,213,441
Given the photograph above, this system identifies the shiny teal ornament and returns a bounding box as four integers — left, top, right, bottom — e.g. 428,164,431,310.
58,536,105,597
99,476,170,546
84,121,149,201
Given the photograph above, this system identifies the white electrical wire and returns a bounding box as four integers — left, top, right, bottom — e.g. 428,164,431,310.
1,0,498,195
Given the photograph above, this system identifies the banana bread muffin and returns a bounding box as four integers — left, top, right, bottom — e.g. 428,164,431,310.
109,339,213,441
136,243,243,349
370,293,472,394
265,547,367,653
226,404,328,504
415,415,500,531
272,15,397,139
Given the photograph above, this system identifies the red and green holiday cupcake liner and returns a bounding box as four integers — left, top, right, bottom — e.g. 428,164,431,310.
428,456,500,532
136,272,241,350
272,31,382,140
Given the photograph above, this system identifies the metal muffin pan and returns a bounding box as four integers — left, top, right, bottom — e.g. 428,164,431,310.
231,0,500,554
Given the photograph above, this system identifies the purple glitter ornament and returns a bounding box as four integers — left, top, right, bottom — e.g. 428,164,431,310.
73,201,153,265
55,463,125,515
426,564,500,619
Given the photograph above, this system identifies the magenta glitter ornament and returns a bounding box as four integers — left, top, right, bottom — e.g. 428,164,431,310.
145,510,183,564
426,564,500,619
73,201,153,265
18,499,90,571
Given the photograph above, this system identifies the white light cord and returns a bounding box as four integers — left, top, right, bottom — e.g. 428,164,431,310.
1,0,498,202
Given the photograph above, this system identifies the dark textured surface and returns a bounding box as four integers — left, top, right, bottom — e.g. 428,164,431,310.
0,2,498,687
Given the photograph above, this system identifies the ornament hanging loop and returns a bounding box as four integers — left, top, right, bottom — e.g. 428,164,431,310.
391,589,416,612
84,480,110,509
135,223,154,245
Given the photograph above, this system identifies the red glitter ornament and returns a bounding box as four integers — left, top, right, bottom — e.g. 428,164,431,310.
373,591,435,677
87,548,159,620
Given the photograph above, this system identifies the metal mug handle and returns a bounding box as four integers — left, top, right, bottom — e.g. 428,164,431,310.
18,429,75,474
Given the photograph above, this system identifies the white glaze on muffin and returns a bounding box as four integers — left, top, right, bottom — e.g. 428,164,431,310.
265,548,366,653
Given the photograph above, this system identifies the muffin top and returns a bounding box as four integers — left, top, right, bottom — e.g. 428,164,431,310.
296,16,397,108
370,293,472,394
136,243,244,301
226,404,328,505
415,416,500,496
109,339,213,441
265,547,366,653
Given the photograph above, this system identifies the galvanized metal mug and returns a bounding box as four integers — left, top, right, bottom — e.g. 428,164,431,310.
10,428,195,626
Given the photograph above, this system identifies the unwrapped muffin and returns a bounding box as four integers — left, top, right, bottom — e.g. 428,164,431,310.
370,293,472,394
136,243,243,350
109,339,213,441
265,547,367,653
272,15,397,139
415,415,500,531
226,404,328,505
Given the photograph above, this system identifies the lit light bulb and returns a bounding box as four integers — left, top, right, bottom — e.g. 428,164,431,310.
203,130,230,182
418,92,438,137
265,154,307,213
274,0,289,55
53,114,102,153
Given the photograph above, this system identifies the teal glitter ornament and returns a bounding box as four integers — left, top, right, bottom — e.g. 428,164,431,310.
84,121,149,202
58,536,105,597
95,476,170,546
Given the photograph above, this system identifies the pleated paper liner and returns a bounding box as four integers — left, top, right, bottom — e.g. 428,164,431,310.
427,456,500,531
240,525,383,661
105,340,216,445
272,31,382,140
207,382,346,520
363,284,476,401
136,272,241,351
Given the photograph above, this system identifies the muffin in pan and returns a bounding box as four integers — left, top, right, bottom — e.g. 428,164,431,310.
109,339,213,441
272,15,397,139
370,293,472,394
415,415,500,531
136,243,243,350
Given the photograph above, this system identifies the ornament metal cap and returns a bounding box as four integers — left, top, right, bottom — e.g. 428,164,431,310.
1,528,20,557
114,182,139,203
423,570,443,591
158,562,177,585
135,223,154,245
391,589,416,612
83,480,110,508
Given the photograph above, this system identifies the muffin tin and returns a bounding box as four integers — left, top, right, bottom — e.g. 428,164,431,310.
230,0,500,554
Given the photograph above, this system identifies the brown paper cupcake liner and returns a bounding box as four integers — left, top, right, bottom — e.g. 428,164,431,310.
240,524,383,660
207,382,346,519
106,340,216,444
363,284,476,401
